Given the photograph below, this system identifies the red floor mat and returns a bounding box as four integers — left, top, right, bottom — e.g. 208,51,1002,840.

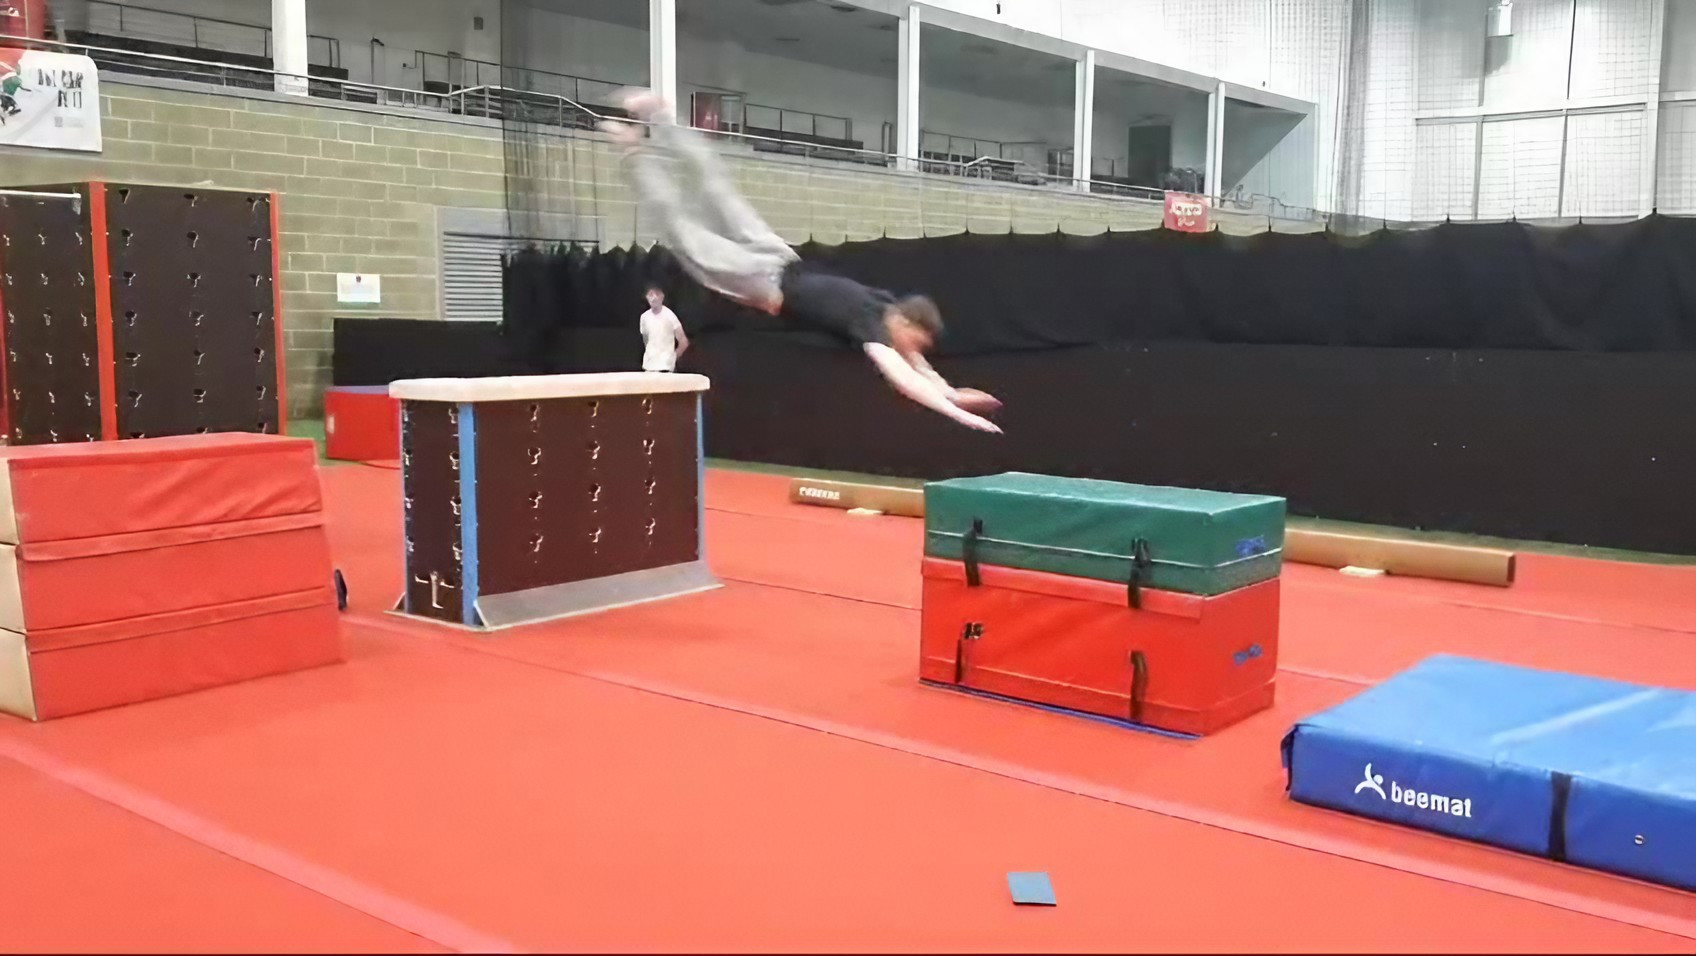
372,579,1694,937
0,755,442,954
4,462,1686,952
1,623,1686,953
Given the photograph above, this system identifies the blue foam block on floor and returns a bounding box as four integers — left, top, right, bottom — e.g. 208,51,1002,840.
1281,654,1696,892
1007,872,1056,906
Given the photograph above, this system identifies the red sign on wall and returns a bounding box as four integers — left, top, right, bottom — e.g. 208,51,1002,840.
0,0,48,42
1163,192,1210,233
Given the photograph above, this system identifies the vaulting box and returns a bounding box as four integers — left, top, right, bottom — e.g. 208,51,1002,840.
920,558,1279,736
390,372,718,630
924,473,1286,596
0,434,342,721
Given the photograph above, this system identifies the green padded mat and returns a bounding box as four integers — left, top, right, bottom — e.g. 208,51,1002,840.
924,473,1286,596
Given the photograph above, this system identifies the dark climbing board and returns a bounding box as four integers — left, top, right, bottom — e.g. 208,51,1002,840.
400,399,463,625
472,392,700,597
0,185,103,445
102,184,280,439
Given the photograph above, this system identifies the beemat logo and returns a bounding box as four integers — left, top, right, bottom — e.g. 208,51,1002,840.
798,486,841,502
1355,763,1473,818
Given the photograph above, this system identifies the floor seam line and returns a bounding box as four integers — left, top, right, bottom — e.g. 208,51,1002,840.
0,738,521,955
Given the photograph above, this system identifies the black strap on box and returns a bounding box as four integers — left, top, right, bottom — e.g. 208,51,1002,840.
1126,538,1153,609
955,621,983,684
1129,650,1149,724
1548,772,1573,862
963,518,985,587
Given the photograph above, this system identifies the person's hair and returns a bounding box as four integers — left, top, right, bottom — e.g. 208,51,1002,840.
644,283,664,296
892,294,942,337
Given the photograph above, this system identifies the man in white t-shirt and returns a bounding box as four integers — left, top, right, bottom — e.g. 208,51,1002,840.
639,284,689,372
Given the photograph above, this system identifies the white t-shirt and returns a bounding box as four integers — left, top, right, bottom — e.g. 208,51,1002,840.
639,306,684,372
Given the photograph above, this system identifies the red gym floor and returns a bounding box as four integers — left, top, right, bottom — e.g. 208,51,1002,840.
2,464,1694,953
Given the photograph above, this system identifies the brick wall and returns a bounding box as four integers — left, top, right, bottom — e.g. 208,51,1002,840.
0,77,1172,417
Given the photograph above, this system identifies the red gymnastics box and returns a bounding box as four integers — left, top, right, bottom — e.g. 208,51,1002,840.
0,433,343,720
324,386,400,462
919,558,1278,736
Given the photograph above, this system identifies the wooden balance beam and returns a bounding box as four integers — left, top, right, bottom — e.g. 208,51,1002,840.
786,476,1516,588
789,477,925,517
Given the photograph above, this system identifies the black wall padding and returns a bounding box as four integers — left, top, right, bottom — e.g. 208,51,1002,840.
331,317,521,385
490,326,1691,554
692,334,1696,554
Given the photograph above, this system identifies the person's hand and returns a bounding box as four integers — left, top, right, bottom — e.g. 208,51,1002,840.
952,408,1003,434
952,388,1002,414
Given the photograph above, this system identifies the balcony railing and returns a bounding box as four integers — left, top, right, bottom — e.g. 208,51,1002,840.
82,0,340,69
416,50,623,125
0,33,1329,224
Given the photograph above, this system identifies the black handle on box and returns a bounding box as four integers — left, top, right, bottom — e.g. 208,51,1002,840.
963,517,984,587
1130,649,1149,724
955,621,983,683
1127,538,1152,609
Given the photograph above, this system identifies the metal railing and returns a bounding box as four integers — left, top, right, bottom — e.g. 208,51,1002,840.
83,0,340,69
16,33,446,108
0,34,1339,227
741,103,853,143
416,51,622,109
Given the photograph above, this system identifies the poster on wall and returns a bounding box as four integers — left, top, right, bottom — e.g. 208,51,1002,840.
0,48,103,152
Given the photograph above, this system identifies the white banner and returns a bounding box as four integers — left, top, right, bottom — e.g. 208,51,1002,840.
0,49,102,153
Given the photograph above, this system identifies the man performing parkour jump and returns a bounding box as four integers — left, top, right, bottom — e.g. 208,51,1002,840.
600,90,1004,434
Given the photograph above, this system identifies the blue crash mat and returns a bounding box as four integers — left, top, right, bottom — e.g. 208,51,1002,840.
1281,654,1696,892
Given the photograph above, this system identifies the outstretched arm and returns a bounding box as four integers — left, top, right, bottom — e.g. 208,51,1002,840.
905,352,957,399
864,343,1001,433
906,352,1002,414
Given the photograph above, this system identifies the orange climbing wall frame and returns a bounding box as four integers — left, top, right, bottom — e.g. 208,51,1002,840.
0,182,285,445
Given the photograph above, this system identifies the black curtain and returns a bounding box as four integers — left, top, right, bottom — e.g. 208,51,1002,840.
502,215,1696,367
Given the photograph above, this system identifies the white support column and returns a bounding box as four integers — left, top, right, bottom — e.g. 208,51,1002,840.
649,0,678,113
271,0,307,96
1203,84,1220,196
1642,0,1667,216
896,4,922,171
1072,49,1096,191
1209,81,1227,197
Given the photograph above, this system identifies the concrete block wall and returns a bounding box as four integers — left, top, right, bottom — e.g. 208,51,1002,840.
0,77,1171,418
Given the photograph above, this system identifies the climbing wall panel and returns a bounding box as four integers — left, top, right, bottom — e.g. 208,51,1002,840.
0,181,283,445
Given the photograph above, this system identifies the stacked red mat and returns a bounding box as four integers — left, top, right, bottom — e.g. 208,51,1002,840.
919,474,1287,737
0,434,344,720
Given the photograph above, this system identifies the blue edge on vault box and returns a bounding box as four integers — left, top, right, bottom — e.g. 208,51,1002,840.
1281,653,1696,893
1007,872,1056,906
